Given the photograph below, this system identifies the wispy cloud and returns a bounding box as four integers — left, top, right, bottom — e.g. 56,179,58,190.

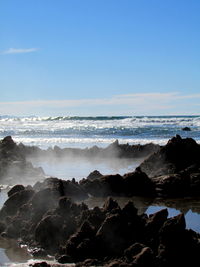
0,92,200,116
1,48,39,55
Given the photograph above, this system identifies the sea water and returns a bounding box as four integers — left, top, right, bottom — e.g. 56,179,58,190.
0,115,200,148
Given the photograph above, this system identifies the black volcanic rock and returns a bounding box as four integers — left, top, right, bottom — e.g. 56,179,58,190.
0,136,45,185
182,127,191,131
123,167,155,196
87,170,103,180
140,135,200,178
7,184,25,197
17,137,160,160
0,188,199,267
80,168,155,197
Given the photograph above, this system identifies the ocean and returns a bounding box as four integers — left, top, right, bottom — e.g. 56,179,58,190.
1,115,200,149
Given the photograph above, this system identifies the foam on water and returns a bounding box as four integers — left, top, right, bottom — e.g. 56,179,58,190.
1,115,200,149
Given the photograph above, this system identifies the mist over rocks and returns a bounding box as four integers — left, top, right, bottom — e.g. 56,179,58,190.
0,136,45,185
2,135,200,198
17,137,160,160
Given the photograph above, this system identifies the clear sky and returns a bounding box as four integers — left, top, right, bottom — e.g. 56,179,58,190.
0,0,200,116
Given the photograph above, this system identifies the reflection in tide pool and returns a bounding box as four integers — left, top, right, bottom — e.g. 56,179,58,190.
85,196,200,233
147,206,200,233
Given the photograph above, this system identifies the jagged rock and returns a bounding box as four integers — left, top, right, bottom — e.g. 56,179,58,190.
140,135,200,178
65,220,96,261
80,174,125,197
35,215,64,252
123,167,155,196
0,187,199,267
124,243,146,260
87,170,103,180
103,197,120,212
159,213,186,243
158,214,200,266
132,246,155,266
7,184,25,197
0,136,45,185
153,174,190,197
144,208,168,249
21,138,159,160
96,207,144,256
0,189,34,218
34,177,88,200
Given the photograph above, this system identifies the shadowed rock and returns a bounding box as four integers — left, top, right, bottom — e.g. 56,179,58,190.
140,135,200,178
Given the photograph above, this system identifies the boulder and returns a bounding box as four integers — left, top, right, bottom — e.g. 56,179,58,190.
0,136,45,185
0,189,34,218
124,243,146,260
87,170,103,180
132,246,155,266
140,135,200,178
123,167,155,196
7,184,25,197
153,173,190,197
34,177,88,201
103,197,120,212
158,213,200,266
80,174,124,197
182,127,191,131
35,215,64,252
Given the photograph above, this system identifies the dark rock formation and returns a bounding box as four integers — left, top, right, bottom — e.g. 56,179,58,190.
2,135,200,199
140,135,200,178
80,168,155,197
7,184,25,197
0,184,199,267
18,138,160,160
0,136,45,185
182,127,191,131
87,170,103,180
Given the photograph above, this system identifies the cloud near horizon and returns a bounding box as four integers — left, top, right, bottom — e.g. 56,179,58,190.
1,48,39,55
0,92,200,116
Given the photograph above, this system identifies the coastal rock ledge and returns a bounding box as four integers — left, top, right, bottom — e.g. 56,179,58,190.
0,185,200,267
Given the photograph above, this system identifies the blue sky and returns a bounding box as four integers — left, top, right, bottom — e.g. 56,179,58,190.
0,0,200,116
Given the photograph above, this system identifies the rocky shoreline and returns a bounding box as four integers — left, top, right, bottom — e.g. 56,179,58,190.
0,135,200,266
